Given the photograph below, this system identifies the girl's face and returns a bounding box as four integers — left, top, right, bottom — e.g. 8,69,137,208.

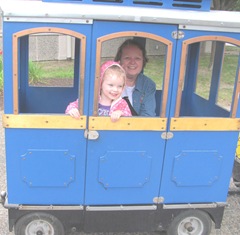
101,72,125,102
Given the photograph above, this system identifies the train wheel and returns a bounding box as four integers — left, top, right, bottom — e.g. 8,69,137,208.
167,209,212,235
14,212,64,235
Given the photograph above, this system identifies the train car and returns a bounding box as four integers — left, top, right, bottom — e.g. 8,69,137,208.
0,0,240,234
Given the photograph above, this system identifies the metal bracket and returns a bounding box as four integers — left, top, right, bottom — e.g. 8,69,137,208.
153,197,164,204
84,130,99,140
161,132,173,140
172,30,184,39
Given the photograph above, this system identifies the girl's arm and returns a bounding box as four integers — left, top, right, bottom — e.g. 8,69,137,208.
65,99,80,119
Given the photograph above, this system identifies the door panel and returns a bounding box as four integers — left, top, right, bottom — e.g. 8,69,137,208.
5,128,87,204
85,131,165,205
160,30,240,204
84,21,177,205
3,23,92,205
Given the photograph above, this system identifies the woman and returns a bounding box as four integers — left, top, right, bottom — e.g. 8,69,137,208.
115,39,156,117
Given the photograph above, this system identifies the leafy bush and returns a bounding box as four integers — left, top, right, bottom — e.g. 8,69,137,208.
0,59,44,93
29,61,44,84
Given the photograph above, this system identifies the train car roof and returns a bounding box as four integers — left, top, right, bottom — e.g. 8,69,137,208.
0,0,240,33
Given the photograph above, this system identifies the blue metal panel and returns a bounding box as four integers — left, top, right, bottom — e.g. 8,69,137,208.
172,150,222,186
24,87,77,113
98,151,152,188
5,129,87,204
181,43,200,116
21,149,75,187
162,28,240,204
42,0,212,11
160,131,237,203
85,131,165,205
2,23,15,113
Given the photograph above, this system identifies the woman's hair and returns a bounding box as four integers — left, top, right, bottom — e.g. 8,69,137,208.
114,39,148,68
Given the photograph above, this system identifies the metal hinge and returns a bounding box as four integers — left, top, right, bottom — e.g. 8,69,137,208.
161,132,173,140
153,197,164,204
84,130,99,140
172,31,184,39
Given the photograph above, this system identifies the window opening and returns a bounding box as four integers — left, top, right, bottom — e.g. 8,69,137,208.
13,28,86,114
96,33,171,117
144,38,166,91
28,33,75,88
179,39,240,118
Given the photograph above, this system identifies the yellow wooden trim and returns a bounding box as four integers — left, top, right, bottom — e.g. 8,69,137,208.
170,118,240,131
160,41,172,117
232,68,240,118
182,36,240,46
13,34,19,114
97,31,173,45
89,116,167,131
79,35,86,115
2,114,86,129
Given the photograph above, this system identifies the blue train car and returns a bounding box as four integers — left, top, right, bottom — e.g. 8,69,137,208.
0,0,240,234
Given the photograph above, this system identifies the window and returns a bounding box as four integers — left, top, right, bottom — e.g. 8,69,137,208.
177,37,240,118
95,33,172,117
13,28,86,114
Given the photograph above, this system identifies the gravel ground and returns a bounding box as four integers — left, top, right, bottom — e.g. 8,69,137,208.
1,98,240,235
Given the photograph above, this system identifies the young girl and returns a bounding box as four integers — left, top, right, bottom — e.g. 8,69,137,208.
65,60,132,122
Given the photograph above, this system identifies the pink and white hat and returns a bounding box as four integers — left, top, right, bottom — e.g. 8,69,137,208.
100,60,125,83
98,60,126,100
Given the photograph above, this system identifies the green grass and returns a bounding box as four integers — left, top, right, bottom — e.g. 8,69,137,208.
37,60,74,79
144,56,165,90
195,53,238,105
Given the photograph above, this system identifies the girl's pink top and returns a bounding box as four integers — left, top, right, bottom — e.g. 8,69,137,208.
109,97,132,116
65,98,132,117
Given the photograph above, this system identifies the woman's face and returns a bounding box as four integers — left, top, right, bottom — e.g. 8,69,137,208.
120,45,144,82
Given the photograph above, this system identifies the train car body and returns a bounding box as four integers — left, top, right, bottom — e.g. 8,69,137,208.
0,0,240,234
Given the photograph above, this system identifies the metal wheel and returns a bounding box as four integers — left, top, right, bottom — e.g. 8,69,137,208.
14,212,65,235
167,209,212,235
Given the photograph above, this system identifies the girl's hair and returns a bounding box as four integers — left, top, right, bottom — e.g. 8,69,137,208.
114,39,148,68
